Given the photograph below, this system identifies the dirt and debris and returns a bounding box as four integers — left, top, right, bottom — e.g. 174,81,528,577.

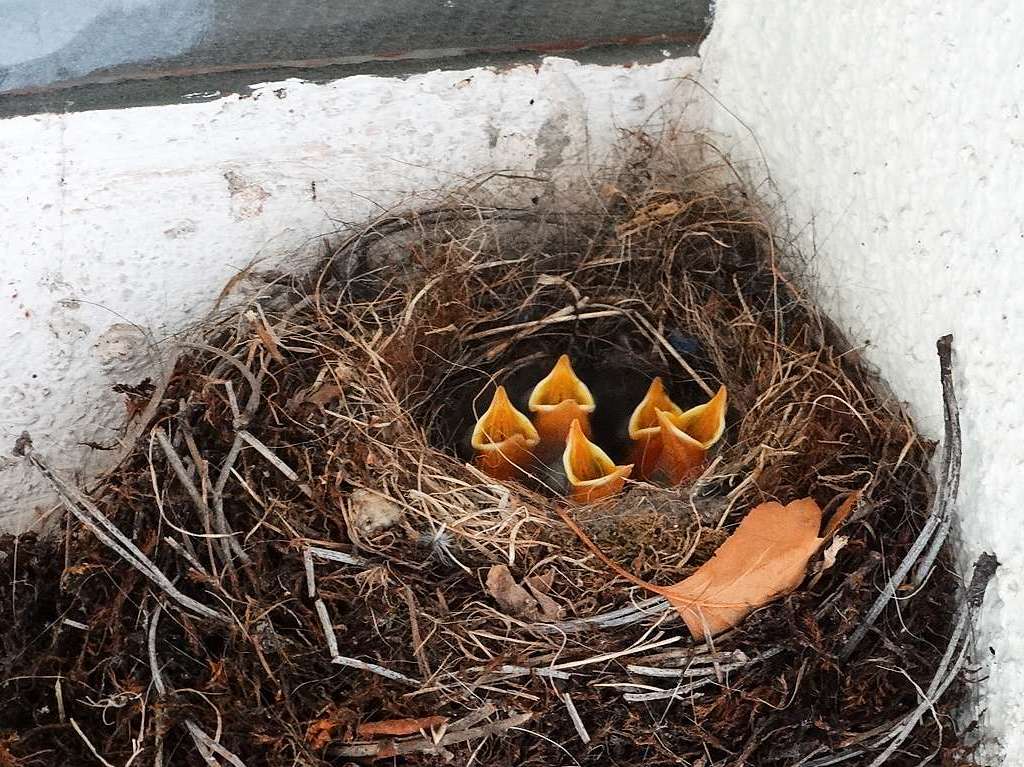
0,140,991,766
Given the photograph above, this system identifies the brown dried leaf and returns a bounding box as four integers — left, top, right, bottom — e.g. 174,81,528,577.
525,571,563,620
306,718,338,750
822,490,861,541
356,716,447,739
306,383,344,408
486,564,540,620
661,498,823,638
556,494,866,639
527,569,555,593
248,311,285,363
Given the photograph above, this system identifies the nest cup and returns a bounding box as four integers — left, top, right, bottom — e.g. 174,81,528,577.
1,155,973,766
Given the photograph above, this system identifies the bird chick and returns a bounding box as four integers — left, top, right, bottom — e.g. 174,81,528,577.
629,380,727,484
627,376,685,479
528,354,596,463
471,385,539,480
563,419,633,504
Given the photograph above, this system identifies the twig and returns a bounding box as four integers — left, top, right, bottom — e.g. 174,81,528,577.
546,635,680,671
333,712,533,758
476,665,573,682
628,309,715,396
403,585,432,679
148,606,167,767
70,718,116,767
308,546,367,566
303,548,316,599
841,335,960,659
155,428,243,565
147,606,167,697
181,342,262,416
163,536,211,578
237,430,313,498
464,309,623,341
562,693,590,744
314,599,341,658
186,720,248,767
54,679,66,722
621,648,782,703
22,444,225,622
912,334,962,586
534,595,671,634
209,434,251,564
627,648,774,679
864,553,998,767
448,703,497,731
331,655,419,686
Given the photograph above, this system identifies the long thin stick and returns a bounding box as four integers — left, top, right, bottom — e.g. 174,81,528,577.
22,444,225,622
841,335,960,659
333,712,533,758
864,553,998,767
186,721,248,767
155,428,242,566
331,655,419,685
912,334,962,586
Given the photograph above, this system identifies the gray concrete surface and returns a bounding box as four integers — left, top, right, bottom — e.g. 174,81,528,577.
0,0,710,115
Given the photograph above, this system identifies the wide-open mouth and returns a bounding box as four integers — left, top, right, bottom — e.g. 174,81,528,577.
437,347,718,499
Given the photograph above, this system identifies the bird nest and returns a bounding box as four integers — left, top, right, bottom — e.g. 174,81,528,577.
1,154,994,766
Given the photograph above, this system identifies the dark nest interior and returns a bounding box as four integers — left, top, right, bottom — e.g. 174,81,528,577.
1,150,994,766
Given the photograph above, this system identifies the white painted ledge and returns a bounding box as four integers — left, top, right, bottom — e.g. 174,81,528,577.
0,56,700,531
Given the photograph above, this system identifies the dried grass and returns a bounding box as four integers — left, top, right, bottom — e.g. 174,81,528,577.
1,142,988,766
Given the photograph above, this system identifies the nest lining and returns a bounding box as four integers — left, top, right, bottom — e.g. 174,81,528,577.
0,158,984,766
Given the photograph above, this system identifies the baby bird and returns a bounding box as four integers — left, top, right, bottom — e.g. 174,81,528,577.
562,419,633,503
527,354,596,463
471,385,540,480
627,377,685,479
628,379,728,484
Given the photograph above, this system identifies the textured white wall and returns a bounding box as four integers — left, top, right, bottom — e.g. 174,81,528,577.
0,56,699,532
699,2,1023,761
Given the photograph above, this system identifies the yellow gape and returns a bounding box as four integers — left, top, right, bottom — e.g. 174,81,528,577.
627,376,685,479
527,355,596,460
628,382,727,484
562,420,633,504
471,386,539,480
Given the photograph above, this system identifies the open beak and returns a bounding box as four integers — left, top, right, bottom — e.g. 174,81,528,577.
471,386,540,480
563,419,632,503
651,385,728,484
627,377,684,479
528,355,596,458
671,385,728,447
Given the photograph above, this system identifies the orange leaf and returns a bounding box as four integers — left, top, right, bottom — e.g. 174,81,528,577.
356,716,447,739
555,497,827,639
822,490,861,542
306,719,338,750
661,499,823,638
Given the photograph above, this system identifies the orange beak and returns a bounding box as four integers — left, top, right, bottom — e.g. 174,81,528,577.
627,377,684,479
654,385,728,484
471,386,540,480
563,419,633,503
528,355,596,459
629,383,727,485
